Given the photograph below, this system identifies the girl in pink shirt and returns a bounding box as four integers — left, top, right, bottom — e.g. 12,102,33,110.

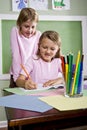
10,8,41,87
16,30,64,89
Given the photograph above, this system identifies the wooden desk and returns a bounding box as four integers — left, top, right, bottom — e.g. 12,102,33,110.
6,102,87,130
2,86,87,130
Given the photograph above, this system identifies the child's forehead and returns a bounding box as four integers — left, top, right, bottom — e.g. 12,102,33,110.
41,37,52,42
41,37,57,42
40,38,58,46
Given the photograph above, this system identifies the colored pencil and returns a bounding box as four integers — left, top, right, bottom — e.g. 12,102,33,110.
68,53,73,93
74,62,80,94
77,54,84,94
20,64,31,79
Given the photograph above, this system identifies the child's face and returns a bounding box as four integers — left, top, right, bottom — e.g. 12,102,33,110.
39,37,59,62
20,19,37,38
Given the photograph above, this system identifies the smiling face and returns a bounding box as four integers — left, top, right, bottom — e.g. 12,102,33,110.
39,37,59,62
20,19,37,38
17,8,38,38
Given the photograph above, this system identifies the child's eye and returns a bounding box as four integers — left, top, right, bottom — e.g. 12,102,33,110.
32,26,35,29
51,48,55,51
43,46,47,49
25,25,29,28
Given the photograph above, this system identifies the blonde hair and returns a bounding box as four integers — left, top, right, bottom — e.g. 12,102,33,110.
17,8,39,28
37,30,61,58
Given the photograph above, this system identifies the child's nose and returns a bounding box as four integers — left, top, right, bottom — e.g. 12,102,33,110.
29,28,32,32
46,49,50,53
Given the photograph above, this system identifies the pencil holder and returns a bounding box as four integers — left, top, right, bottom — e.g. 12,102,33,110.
64,51,84,98
65,70,83,97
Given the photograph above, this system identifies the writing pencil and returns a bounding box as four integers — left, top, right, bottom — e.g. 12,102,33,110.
20,64,31,79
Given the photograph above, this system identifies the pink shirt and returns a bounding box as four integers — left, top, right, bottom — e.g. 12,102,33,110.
21,55,63,84
10,27,41,81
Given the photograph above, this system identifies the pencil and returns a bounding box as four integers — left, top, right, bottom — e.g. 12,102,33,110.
68,53,73,93
61,55,65,78
20,64,31,79
65,63,68,83
65,63,68,94
77,54,84,94
74,62,80,94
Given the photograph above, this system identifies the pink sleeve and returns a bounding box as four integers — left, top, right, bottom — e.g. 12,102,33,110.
10,27,21,81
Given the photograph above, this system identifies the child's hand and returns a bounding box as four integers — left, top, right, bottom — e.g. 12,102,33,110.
43,79,56,87
43,78,64,87
25,79,37,90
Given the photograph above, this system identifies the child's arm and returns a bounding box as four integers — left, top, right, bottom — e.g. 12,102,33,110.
10,27,21,81
16,74,37,89
43,77,64,87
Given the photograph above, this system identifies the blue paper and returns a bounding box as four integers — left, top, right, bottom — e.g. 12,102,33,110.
0,95,52,112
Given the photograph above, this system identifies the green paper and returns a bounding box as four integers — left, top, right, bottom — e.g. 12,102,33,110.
3,87,54,95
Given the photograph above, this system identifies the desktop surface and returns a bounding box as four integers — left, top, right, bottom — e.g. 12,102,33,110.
2,87,87,130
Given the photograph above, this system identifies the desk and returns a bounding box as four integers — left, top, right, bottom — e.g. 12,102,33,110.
2,85,87,130
5,100,87,130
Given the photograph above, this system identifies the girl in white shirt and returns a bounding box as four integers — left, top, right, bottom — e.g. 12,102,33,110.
16,30,64,89
10,8,41,87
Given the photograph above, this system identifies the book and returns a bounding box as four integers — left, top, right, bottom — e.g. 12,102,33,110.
20,83,64,92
